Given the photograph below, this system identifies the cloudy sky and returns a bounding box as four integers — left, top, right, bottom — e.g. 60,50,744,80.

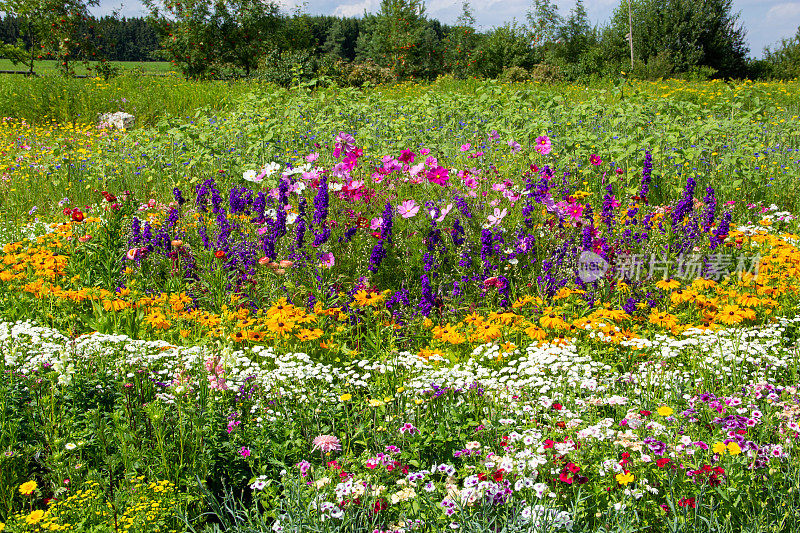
96,0,800,58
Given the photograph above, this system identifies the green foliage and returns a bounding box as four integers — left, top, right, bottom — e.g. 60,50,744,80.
764,25,800,80
143,0,281,78
604,0,749,79
475,21,533,79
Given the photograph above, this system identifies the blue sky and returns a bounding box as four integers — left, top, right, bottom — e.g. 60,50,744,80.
96,0,800,58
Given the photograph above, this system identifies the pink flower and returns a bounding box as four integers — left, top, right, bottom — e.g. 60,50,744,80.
319,252,335,268
240,447,251,458
487,207,507,227
399,423,420,435
589,154,602,166
566,202,584,221
312,435,342,453
398,199,420,218
535,135,552,155
508,139,521,153
419,148,431,155
305,152,319,163
460,143,471,152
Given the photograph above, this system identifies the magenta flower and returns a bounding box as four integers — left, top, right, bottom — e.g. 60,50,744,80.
319,252,335,268
590,154,603,166
535,135,552,155
240,447,251,458
460,143,472,152
399,423,420,435
398,149,415,163
398,199,420,218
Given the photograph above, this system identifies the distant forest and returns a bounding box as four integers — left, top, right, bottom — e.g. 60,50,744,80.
0,0,798,82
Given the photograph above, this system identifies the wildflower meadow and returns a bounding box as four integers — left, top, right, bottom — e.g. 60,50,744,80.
1,74,800,532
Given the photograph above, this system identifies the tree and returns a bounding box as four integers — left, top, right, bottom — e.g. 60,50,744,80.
526,0,562,62
143,0,282,77
360,0,427,79
475,20,533,78
443,1,479,78
764,25,800,79
0,0,99,75
604,0,749,78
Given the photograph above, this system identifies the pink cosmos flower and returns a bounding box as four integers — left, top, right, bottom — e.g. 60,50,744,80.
460,143,471,152
319,252,335,268
312,435,342,453
420,148,431,155
590,154,602,166
508,140,521,153
535,135,552,155
370,217,383,230
398,199,420,218
305,152,319,163
487,207,507,227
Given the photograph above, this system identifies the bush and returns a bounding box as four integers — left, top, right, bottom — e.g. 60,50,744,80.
338,60,397,87
499,65,530,82
632,50,675,80
530,63,564,83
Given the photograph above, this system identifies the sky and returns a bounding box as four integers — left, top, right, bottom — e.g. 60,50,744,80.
94,0,800,59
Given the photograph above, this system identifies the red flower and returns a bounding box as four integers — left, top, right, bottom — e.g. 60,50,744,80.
552,402,562,410
214,250,226,259
621,452,630,460
567,462,580,474
477,472,487,482
678,497,696,508
639,410,651,416
657,458,671,468
543,439,555,449
492,469,504,482
71,210,85,222
372,499,387,513
101,191,117,202
558,471,573,484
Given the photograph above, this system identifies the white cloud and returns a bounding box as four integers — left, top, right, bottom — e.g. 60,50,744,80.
333,0,380,17
765,2,800,20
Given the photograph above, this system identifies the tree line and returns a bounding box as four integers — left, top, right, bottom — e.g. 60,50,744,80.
0,0,798,81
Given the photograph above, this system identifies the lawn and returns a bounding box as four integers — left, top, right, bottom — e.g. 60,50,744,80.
0,58,175,75
0,76,799,532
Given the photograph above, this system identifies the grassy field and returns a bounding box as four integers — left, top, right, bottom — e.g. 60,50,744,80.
0,58,175,76
1,77,800,532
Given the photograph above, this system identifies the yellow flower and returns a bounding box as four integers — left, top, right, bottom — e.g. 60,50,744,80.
339,393,352,402
19,480,38,495
368,399,385,407
727,442,742,455
26,510,45,525
615,472,634,485
712,442,727,455
657,406,674,417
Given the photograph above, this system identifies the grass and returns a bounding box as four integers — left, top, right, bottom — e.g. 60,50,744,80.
0,58,175,75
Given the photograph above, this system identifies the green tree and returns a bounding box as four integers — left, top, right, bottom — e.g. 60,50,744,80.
0,0,99,75
604,0,748,78
764,25,800,79
475,20,533,78
144,0,281,77
442,1,479,78
526,0,562,62
360,0,427,79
